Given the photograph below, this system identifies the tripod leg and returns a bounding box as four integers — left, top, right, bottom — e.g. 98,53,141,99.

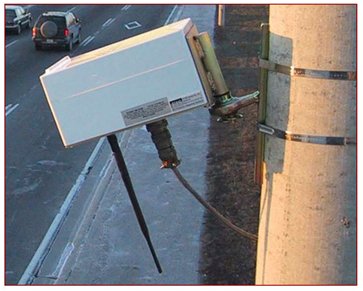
107,134,162,273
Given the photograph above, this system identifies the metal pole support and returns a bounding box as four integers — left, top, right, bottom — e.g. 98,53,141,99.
107,134,162,273
194,32,259,120
255,23,270,185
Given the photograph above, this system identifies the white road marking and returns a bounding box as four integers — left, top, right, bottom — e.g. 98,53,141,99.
67,7,77,13
164,5,183,25
18,137,106,284
121,5,131,11
6,40,18,48
124,21,142,30
80,35,95,47
165,5,179,25
5,103,19,117
102,18,115,27
49,242,74,279
172,5,184,23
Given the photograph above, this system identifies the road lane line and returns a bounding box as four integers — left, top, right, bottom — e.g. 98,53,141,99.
164,5,179,25
102,18,112,27
49,242,74,279
173,5,184,23
6,104,19,117
67,7,77,13
18,137,106,284
6,40,18,48
80,35,95,47
102,18,115,27
80,35,92,45
107,18,115,26
121,5,131,11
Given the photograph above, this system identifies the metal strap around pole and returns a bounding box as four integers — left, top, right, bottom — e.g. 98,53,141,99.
258,124,356,146
259,58,357,81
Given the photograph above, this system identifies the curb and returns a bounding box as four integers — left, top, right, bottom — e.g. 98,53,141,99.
30,131,132,284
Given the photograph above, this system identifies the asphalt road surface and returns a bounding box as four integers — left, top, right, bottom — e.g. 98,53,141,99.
5,4,177,284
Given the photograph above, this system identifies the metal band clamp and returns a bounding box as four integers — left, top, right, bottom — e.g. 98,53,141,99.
259,59,357,81
258,123,356,146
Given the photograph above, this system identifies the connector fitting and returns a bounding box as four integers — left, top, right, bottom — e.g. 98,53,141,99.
146,119,180,168
210,90,260,118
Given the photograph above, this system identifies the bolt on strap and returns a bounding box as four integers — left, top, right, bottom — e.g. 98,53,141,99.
258,123,356,146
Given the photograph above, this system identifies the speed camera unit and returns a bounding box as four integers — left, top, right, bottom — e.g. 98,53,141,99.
40,18,210,147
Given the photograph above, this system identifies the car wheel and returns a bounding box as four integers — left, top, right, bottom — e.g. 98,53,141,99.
77,32,81,44
66,37,73,51
40,21,57,38
35,44,41,50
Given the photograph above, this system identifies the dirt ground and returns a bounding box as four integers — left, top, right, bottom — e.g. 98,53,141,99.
200,106,260,284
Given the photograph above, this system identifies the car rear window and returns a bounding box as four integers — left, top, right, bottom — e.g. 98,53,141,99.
6,9,16,20
36,16,66,28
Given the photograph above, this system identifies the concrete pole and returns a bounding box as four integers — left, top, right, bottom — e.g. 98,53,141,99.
255,5,356,284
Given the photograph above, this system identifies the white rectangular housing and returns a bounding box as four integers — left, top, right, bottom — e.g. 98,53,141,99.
40,18,208,147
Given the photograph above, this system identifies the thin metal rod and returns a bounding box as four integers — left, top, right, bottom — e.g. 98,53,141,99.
217,4,225,27
255,23,270,185
107,134,162,273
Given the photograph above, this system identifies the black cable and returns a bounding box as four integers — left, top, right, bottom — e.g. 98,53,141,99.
172,167,258,241
146,119,258,241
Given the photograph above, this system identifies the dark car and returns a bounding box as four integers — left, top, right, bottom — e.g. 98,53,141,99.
6,5,32,34
32,11,81,51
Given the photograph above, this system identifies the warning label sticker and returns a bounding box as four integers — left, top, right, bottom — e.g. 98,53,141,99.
121,98,172,126
170,92,205,112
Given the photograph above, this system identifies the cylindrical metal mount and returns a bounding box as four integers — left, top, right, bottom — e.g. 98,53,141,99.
217,4,225,27
195,32,230,97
